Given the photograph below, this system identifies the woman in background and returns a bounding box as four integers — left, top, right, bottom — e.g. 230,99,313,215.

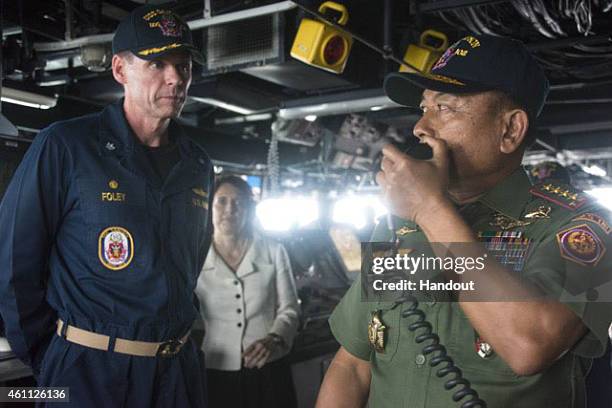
196,176,300,408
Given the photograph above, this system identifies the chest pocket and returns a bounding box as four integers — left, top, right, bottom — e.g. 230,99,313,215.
164,185,210,285
167,187,209,241
448,305,518,378
184,186,209,234
77,176,149,276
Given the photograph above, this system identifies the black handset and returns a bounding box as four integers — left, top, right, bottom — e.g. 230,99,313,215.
403,139,434,160
373,137,433,176
386,216,488,408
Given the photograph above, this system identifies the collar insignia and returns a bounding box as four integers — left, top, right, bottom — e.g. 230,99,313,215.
396,226,418,236
523,205,551,220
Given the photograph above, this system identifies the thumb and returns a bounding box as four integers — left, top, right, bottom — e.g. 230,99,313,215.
244,343,255,355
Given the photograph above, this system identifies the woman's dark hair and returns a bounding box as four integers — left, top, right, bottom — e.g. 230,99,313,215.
213,175,257,233
214,175,255,205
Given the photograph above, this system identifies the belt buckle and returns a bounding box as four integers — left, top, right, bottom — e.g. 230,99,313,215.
157,339,184,357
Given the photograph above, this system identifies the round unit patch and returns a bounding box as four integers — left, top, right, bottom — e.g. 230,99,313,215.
98,226,134,270
556,224,605,267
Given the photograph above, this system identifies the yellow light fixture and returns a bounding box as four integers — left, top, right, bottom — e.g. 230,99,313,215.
290,1,353,74
400,30,448,74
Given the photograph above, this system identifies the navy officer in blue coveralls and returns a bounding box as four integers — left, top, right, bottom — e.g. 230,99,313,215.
0,4,213,407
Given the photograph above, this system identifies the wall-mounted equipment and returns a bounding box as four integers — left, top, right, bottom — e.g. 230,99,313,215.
290,1,353,74
272,118,324,147
400,30,448,74
80,44,111,72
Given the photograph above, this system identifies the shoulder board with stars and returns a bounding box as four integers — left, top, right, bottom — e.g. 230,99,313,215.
529,183,587,211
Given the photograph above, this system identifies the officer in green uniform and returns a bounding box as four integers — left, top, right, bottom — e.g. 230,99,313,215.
316,34,612,408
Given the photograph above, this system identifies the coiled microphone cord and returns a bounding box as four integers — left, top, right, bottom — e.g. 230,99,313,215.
395,295,488,408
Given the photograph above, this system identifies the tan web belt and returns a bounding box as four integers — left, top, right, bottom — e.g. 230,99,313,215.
56,319,190,357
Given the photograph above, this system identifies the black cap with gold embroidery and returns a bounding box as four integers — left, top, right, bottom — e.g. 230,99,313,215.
384,34,549,118
112,3,204,65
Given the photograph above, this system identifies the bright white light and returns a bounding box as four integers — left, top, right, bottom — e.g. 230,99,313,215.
256,197,319,231
332,195,388,229
213,165,223,174
304,115,317,122
1,97,51,109
586,188,612,211
1,88,57,109
282,179,304,188
370,105,384,111
583,165,607,178
190,97,255,115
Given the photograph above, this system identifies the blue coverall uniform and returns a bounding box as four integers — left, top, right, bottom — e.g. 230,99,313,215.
0,100,214,407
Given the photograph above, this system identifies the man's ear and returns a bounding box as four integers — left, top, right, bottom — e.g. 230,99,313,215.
500,109,529,154
112,54,128,85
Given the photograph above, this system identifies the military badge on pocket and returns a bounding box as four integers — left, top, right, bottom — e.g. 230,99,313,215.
98,226,134,270
368,310,386,353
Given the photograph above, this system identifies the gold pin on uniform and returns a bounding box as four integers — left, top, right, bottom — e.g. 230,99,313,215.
490,205,551,230
523,205,551,220
396,226,418,236
368,310,386,353
490,214,530,230
192,187,208,198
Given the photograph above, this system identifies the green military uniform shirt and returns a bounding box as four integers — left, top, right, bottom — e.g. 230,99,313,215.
329,167,612,408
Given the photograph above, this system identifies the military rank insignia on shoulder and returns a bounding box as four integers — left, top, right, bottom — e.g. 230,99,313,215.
529,183,587,211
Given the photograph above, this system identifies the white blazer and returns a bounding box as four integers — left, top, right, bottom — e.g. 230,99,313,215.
196,234,300,371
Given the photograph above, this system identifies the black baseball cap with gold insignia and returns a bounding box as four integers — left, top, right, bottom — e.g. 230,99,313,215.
384,34,549,118
112,3,205,65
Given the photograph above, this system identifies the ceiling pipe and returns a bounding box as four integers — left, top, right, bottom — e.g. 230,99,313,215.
33,0,297,52
278,89,402,120
64,0,73,41
188,0,296,29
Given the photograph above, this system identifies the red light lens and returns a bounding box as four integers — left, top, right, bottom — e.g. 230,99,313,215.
323,36,346,66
